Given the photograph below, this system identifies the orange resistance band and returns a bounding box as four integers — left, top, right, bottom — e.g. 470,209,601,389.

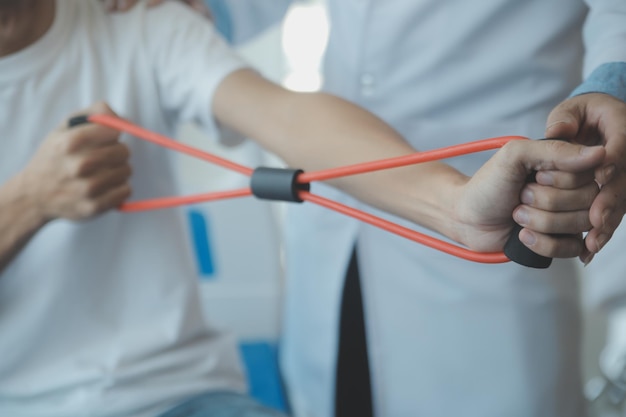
86,114,529,264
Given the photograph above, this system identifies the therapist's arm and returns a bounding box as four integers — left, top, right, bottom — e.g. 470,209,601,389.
0,103,131,274
213,69,606,258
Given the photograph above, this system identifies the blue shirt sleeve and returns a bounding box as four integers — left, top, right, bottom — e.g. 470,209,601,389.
570,62,626,103
205,0,234,42
204,0,292,45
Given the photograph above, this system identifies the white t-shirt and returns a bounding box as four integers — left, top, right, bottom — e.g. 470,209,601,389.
0,1,248,416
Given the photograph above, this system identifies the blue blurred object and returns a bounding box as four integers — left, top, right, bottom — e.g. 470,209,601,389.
188,209,217,278
240,342,289,413
206,0,234,42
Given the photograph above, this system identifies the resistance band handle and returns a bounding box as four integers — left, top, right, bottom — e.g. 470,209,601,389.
68,115,90,127
504,223,552,268
68,115,90,128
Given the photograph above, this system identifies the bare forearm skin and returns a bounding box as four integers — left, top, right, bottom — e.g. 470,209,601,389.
0,173,47,274
213,69,468,241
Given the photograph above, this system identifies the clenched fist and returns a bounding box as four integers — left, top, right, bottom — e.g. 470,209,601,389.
21,102,132,221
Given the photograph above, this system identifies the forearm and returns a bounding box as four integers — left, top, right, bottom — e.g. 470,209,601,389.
0,173,47,274
213,70,468,239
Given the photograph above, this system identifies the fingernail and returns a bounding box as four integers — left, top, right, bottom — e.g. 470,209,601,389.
513,208,530,226
535,171,554,186
595,234,608,252
519,230,536,246
581,145,602,156
520,188,534,204
581,252,595,267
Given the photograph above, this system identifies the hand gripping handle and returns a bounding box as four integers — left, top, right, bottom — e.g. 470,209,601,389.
502,138,571,269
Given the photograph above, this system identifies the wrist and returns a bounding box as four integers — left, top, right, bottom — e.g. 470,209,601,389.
433,169,471,245
401,163,470,244
7,171,52,226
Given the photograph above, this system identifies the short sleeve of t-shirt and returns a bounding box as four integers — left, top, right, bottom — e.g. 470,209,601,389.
140,2,249,136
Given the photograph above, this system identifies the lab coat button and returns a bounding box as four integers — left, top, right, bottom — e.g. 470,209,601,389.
360,73,375,86
360,73,376,96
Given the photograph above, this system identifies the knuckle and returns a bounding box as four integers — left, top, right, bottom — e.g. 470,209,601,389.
121,165,133,179
500,141,520,157
116,143,131,160
64,131,85,153
91,101,110,114
71,157,93,177
498,141,526,168
83,179,101,198
78,200,99,217
575,213,592,233
550,235,583,258
544,139,568,155
556,172,580,189
542,239,561,258
120,185,132,201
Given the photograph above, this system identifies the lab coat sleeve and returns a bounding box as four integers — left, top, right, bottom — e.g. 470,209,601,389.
205,0,294,44
570,62,626,102
580,0,626,78
569,0,626,102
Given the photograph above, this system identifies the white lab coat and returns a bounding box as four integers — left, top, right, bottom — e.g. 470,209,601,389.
219,1,626,416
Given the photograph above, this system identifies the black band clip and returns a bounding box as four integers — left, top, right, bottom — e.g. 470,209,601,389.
250,167,310,203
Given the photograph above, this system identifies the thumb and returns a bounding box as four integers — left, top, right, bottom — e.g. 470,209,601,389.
86,101,118,117
501,139,605,176
63,101,118,127
545,99,582,141
62,102,121,149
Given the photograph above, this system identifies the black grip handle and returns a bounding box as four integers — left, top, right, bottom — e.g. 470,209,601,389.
68,115,90,128
504,223,552,268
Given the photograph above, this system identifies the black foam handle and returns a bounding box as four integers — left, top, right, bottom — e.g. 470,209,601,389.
504,223,552,268
68,115,90,128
